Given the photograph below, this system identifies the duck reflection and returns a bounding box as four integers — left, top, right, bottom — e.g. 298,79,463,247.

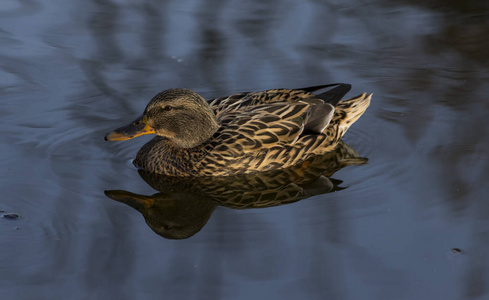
105,141,367,239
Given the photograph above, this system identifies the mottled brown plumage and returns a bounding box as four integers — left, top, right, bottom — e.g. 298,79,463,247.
105,83,371,176
105,141,368,239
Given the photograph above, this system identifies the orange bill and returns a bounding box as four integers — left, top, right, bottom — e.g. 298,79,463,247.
105,115,155,141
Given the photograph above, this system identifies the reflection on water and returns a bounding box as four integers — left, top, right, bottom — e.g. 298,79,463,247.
105,141,366,239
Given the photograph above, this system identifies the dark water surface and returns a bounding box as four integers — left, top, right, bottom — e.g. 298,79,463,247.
2,1,489,299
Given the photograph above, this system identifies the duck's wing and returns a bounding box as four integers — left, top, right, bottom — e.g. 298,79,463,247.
209,83,351,119
209,99,336,157
210,103,307,156
209,90,309,119
200,101,337,175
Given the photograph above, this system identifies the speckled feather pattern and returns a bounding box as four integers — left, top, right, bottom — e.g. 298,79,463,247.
133,88,371,176
138,141,367,209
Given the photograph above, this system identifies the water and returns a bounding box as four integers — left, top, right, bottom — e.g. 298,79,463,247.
1,1,489,299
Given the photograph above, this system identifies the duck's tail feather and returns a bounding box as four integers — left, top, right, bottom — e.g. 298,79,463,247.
333,93,372,140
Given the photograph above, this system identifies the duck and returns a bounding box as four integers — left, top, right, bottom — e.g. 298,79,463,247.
105,83,371,176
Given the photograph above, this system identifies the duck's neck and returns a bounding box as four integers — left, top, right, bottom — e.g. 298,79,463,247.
134,137,207,176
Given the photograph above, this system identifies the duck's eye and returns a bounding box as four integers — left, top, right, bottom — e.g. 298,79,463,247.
163,106,173,111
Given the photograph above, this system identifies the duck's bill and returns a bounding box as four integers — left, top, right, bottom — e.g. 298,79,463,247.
105,115,155,141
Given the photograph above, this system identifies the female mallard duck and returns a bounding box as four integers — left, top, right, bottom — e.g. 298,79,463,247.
105,83,371,176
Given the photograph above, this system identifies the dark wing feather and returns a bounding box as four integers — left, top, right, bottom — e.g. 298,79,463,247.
296,83,345,94
315,84,351,106
303,103,334,134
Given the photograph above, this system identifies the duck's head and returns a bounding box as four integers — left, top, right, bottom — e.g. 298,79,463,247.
105,88,220,148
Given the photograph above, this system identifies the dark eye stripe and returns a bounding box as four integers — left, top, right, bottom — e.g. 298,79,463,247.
149,106,184,116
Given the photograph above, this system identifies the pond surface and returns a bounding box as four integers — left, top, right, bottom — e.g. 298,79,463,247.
1,1,489,299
